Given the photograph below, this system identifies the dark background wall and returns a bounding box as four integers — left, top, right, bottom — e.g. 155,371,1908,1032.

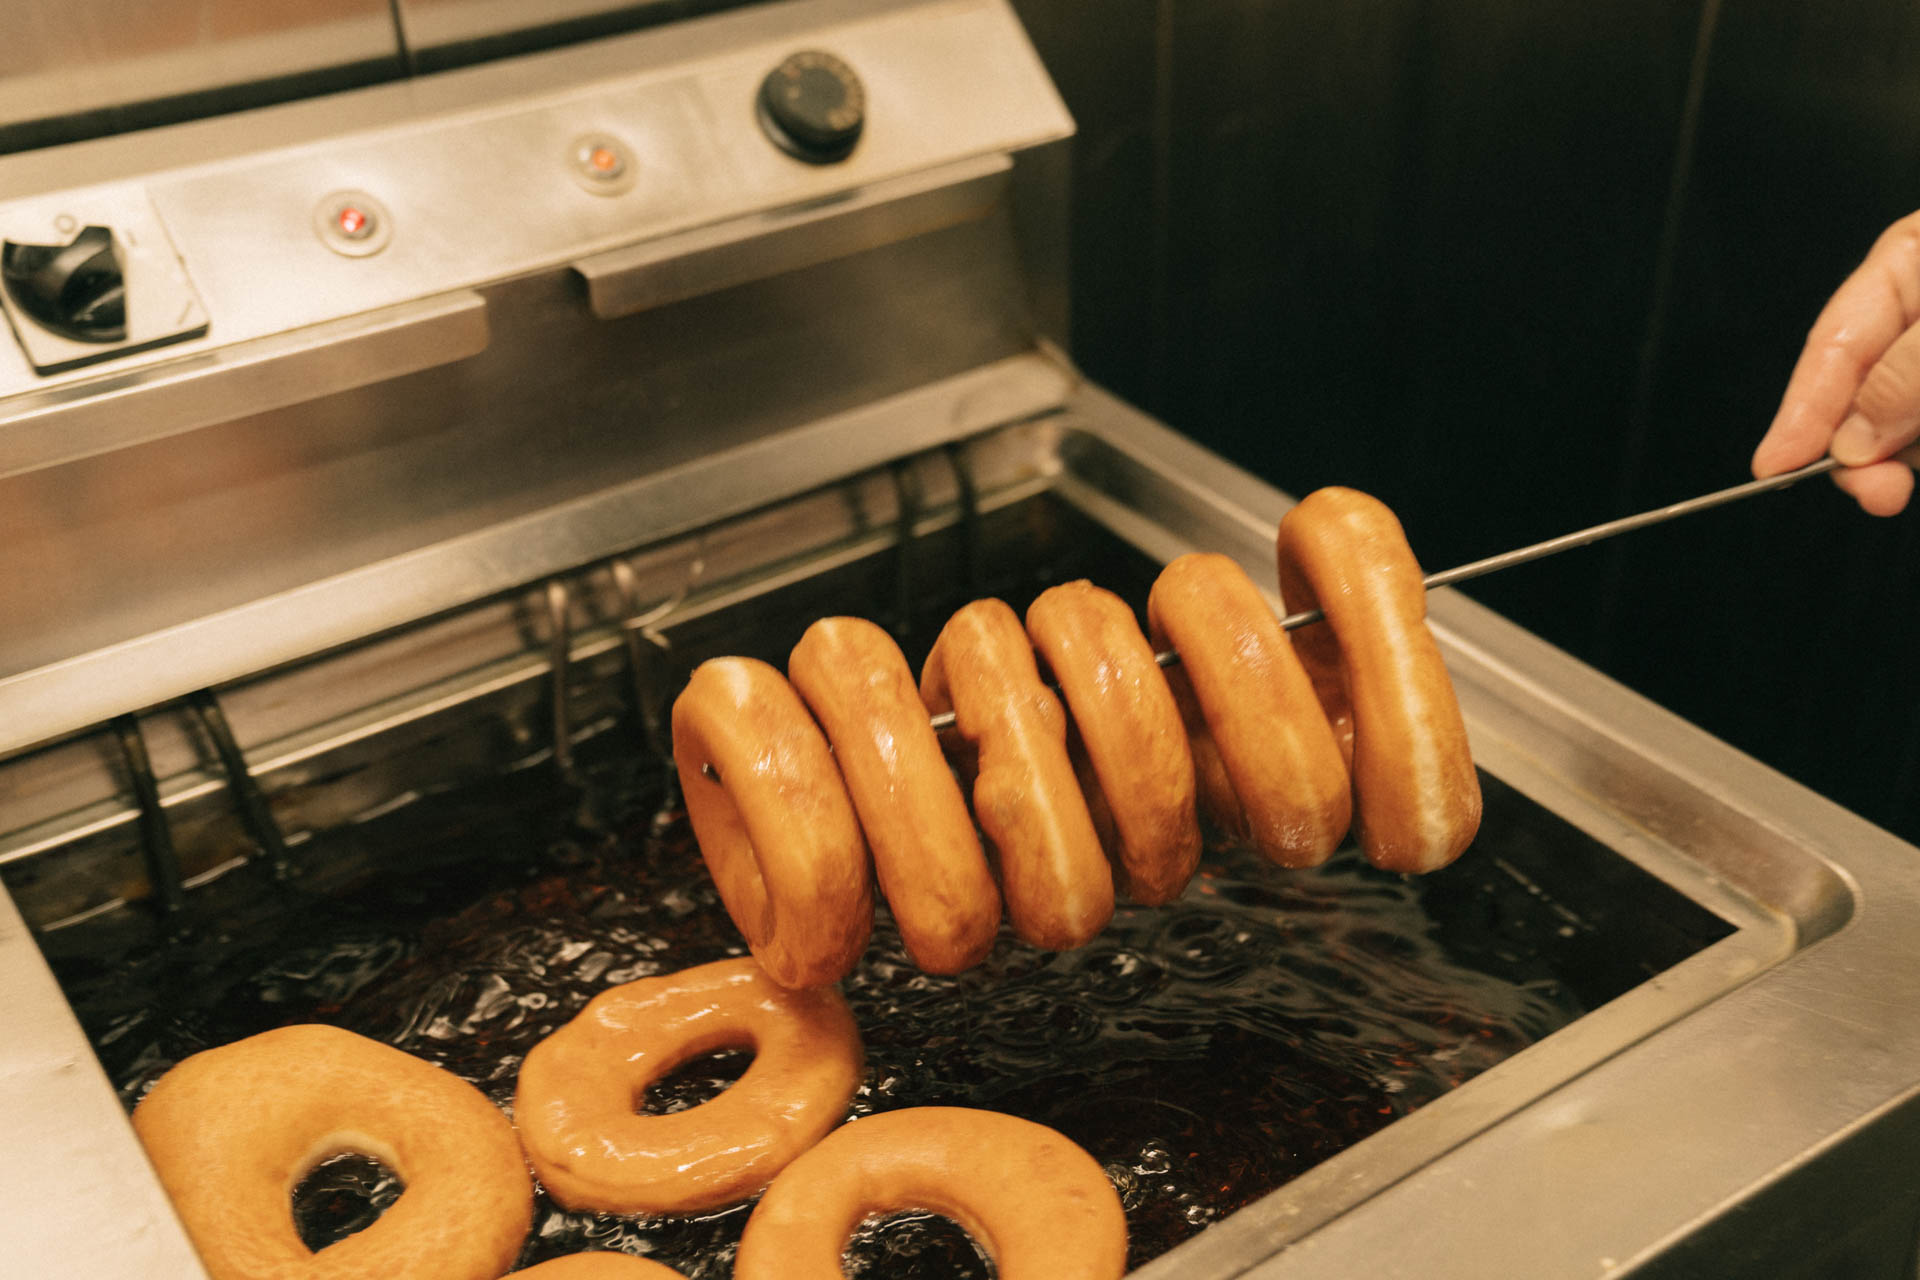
1011,0,1920,847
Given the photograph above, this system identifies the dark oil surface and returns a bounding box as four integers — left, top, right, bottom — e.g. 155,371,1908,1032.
50,736,1728,1278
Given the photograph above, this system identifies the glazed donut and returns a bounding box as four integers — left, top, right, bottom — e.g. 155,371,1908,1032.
788,617,1002,973
513,957,863,1216
1147,553,1351,867
921,599,1114,949
734,1106,1127,1280
1276,486,1482,872
1026,581,1201,905
131,1024,531,1280
671,657,872,988
513,1256,687,1278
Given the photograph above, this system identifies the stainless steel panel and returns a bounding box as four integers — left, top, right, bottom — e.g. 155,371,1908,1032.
0,336,1072,758
0,882,206,1277
393,0,701,65
0,291,490,479
574,152,1013,318
0,0,402,149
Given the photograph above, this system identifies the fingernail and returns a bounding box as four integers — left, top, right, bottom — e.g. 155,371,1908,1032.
1831,414,1880,465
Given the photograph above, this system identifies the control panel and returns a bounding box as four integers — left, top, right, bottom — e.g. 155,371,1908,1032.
0,0,1070,399
0,190,208,376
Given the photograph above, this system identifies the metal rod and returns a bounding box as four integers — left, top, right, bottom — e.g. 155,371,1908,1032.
546,578,575,778
112,715,189,919
890,460,924,644
189,690,295,882
929,457,1839,732
1423,456,1840,593
945,440,983,600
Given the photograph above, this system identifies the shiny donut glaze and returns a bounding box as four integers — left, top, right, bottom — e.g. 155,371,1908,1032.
1147,553,1352,867
789,617,1001,973
131,1024,532,1280
671,657,872,987
921,599,1114,949
1276,486,1482,872
1026,580,1201,904
733,1107,1128,1280
513,957,862,1216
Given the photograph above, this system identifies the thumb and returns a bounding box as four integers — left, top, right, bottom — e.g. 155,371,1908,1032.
1831,321,1920,465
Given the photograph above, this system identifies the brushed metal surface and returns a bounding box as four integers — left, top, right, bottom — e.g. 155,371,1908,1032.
0,875,206,1277
392,0,706,64
574,152,1013,318
0,0,402,148
0,290,490,479
0,348,1072,760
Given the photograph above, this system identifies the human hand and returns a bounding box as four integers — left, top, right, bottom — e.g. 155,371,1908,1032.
1753,210,1920,515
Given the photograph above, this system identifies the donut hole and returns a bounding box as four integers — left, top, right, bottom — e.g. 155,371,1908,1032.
843,1210,994,1278
291,1151,405,1252
637,1046,754,1115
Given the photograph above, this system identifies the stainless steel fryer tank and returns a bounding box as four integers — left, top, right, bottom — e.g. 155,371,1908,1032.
1,1,1919,1277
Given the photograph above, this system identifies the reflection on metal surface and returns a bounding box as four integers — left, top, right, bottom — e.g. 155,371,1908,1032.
573,153,1013,319
392,0,745,71
0,350,1072,762
0,0,403,152
0,290,490,480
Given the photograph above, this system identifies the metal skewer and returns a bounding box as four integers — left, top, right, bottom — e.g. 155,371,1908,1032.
927,456,1840,732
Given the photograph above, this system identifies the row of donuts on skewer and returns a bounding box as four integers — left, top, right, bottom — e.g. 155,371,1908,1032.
670,486,1484,989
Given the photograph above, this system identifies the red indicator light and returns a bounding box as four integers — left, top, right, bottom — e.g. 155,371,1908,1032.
589,147,619,173
337,207,368,236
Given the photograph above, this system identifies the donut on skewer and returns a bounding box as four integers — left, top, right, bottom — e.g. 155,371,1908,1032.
1147,553,1352,867
1026,581,1201,904
671,657,872,988
1276,486,1481,872
789,616,1001,973
921,599,1114,950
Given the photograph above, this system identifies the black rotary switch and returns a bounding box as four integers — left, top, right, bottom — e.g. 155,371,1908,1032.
1,225,127,344
757,51,866,164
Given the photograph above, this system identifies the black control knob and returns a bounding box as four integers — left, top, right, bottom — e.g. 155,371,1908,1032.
757,51,866,164
2,225,127,344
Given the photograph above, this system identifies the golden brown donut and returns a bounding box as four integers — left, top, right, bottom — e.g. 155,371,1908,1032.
513,957,863,1216
1147,553,1351,867
130,1024,532,1280
1026,581,1201,904
788,617,1001,973
1276,486,1482,872
733,1106,1127,1280
512,1256,688,1278
671,657,872,988
921,599,1114,949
